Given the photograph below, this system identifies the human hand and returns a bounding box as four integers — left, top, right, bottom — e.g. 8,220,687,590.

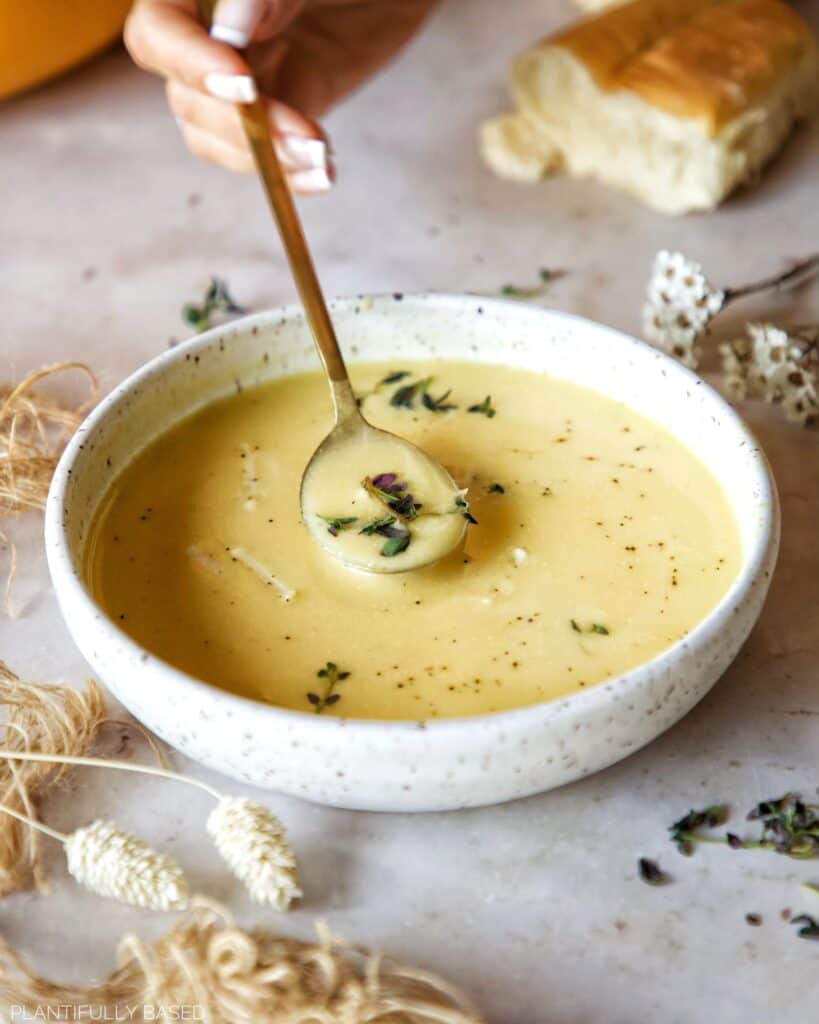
125,0,437,189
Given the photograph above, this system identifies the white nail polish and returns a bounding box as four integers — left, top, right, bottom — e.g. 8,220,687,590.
290,168,333,193
204,73,257,103
277,136,328,171
211,24,250,48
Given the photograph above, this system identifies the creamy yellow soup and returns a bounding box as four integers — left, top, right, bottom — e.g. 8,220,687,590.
87,361,741,720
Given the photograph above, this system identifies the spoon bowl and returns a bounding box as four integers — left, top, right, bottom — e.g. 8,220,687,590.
300,413,468,574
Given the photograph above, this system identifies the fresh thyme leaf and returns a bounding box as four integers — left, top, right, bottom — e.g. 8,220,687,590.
422,388,458,413
359,515,399,536
380,370,411,385
467,395,496,418
381,534,411,557
745,793,819,858
310,662,350,714
454,494,478,526
792,914,819,940
571,620,611,636
487,483,505,494
390,377,433,409
318,515,357,537
638,857,670,886
181,276,245,333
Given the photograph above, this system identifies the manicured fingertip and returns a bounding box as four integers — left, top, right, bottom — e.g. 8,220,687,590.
290,168,334,193
210,24,250,48
277,136,329,171
204,73,257,103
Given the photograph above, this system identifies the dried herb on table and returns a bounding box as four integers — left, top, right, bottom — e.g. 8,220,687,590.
791,914,819,940
500,268,567,299
182,277,245,333
669,805,728,856
306,662,350,714
638,858,670,886
467,395,496,419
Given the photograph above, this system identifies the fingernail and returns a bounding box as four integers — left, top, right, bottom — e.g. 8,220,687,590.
290,168,333,193
210,0,259,49
204,73,257,103
277,136,328,171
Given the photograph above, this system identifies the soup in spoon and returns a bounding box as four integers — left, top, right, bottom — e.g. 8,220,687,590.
87,360,741,720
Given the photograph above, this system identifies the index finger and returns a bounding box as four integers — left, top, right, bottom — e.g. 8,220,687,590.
125,0,252,95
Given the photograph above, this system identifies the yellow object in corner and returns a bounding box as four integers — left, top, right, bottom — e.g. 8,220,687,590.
0,0,133,100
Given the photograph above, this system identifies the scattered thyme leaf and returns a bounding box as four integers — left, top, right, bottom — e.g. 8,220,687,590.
571,620,611,636
310,662,350,714
792,914,819,940
359,515,399,536
454,493,478,525
487,483,505,494
390,377,433,409
500,268,566,299
380,370,411,385
638,858,670,886
422,388,458,413
745,913,762,927
467,395,496,418
182,276,245,333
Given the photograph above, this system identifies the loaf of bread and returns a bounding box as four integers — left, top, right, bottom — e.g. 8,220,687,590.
481,0,819,214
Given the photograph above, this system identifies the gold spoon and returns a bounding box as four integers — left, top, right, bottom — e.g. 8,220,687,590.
197,6,466,573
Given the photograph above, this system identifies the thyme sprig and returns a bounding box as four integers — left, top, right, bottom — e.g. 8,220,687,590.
364,473,422,522
306,662,350,714
182,277,245,333
669,795,819,859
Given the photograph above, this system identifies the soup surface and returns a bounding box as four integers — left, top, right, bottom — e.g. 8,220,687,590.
88,361,741,720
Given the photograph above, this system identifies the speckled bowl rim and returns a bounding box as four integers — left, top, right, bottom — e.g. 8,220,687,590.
46,293,779,737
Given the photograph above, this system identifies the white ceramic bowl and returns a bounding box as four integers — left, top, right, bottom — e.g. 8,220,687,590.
46,295,779,812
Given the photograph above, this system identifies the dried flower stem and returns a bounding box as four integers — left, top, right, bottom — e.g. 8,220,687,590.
0,748,222,799
724,254,819,303
0,802,68,843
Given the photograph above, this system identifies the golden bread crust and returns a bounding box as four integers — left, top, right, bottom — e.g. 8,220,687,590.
552,0,815,132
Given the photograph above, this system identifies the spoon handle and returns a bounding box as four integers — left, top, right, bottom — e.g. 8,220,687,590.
238,100,358,422
194,0,358,423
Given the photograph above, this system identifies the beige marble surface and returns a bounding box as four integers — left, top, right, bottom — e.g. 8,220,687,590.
1,1,819,1020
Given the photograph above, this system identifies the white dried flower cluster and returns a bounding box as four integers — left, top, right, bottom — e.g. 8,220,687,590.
643,250,725,368
64,819,189,911
207,796,302,911
720,324,818,425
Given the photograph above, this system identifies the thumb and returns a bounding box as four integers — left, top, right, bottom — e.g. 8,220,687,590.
211,0,301,48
